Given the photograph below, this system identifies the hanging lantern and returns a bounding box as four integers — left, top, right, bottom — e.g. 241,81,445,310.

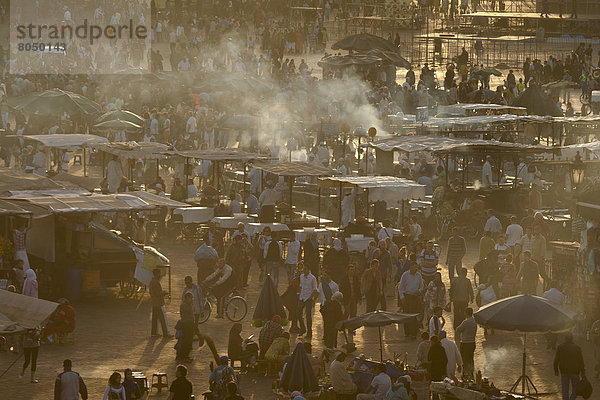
368,126,377,138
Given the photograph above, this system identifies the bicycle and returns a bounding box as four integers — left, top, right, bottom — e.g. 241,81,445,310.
198,286,248,324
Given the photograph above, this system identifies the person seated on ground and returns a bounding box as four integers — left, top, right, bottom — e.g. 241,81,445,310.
228,323,258,371
356,363,391,400
210,356,238,400
384,377,410,400
259,315,284,359
43,298,75,343
330,349,357,396
265,332,290,365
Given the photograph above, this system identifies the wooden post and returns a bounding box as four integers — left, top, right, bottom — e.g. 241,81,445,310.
83,147,87,177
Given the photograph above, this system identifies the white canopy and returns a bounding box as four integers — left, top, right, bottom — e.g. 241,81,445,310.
24,134,108,149
319,176,426,203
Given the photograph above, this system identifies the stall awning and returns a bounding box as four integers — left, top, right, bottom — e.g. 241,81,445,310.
23,134,108,149
0,290,59,330
5,194,154,214
253,161,337,177
319,176,426,202
0,168,65,196
173,149,272,162
0,199,33,215
89,142,171,160
362,135,555,154
129,191,190,208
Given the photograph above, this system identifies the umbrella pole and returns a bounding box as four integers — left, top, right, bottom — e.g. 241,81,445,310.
510,332,538,395
378,326,383,362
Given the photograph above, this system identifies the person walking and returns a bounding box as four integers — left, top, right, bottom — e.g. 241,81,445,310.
264,234,283,288
168,364,193,400
177,292,195,362
428,335,448,382
418,241,439,285
517,251,541,295
297,263,318,338
440,331,462,379
285,233,301,284
19,327,40,383
182,276,203,326
341,263,362,318
122,369,141,400
449,268,473,328
102,372,126,400
423,272,446,325
150,269,171,338
54,359,88,400
322,292,346,349
445,227,466,281
554,332,585,400
455,307,477,379
398,262,424,339
362,259,384,312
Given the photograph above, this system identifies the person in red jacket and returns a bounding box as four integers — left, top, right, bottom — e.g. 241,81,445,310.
43,298,75,343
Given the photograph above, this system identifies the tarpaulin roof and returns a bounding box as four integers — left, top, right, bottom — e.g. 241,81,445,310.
24,134,108,149
0,199,33,215
174,149,271,161
4,194,154,214
362,135,555,154
0,290,59,330
318,54,381,68
253,161,337,177
51,172,102,192
129,191,190,208
332,33,398,52
89,142,171,160
319,176,426,202
0,168,65,196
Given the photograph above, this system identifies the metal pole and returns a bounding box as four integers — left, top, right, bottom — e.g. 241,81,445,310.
289,177,293,225
378,325,383,361
338,181,343,227
242,162,247,211
318,186,321,226
83,147,87,177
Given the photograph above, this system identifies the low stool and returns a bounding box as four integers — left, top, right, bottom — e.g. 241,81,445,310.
151,372,169,393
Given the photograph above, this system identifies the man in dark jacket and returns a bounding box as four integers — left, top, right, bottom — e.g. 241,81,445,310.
554,332,585,400
54,359,87,400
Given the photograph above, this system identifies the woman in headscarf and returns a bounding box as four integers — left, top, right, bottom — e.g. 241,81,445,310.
122,369,141,400
427,335,448,382
423,272,446,324
22,269,38,298
322,291,346,349
323,238,349,285
228,323,258,372
259,315,284,359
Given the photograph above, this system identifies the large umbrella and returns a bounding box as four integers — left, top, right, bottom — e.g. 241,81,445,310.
474,295,575,394
252,275,287,327
474,67,502,77
7,89,101,116
337,310,419,361
366,49,411,68
95,110,145,126
93,119,142,131
512,84,563,117
332,33,398,52
280,342,320,395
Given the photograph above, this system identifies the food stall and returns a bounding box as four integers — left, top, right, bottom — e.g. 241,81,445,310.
0,194,169,299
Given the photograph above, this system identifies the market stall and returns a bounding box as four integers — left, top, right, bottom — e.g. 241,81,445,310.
251,161,337,228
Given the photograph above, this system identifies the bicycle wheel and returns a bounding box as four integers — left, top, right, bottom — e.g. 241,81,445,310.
197,301,211,325
225,296,247,322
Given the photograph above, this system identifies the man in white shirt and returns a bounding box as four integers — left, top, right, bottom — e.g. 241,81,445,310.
318,271,339,305
484,209,502,236
187,178,199,199
246,192,259,214
285,233,301,284
377,224,395,242
398,262,424,339
543,282,565,350
258,185,279,222
440,330,463,378
297,263,318,338
150,113,159,136
505,215,523,248
356,364,391,400
330,350,357,395
482,155,493,186
410,216,422,243
231,222,250,243
186,113,196,136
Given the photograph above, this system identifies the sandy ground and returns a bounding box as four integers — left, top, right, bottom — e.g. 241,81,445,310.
1,234,598,400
